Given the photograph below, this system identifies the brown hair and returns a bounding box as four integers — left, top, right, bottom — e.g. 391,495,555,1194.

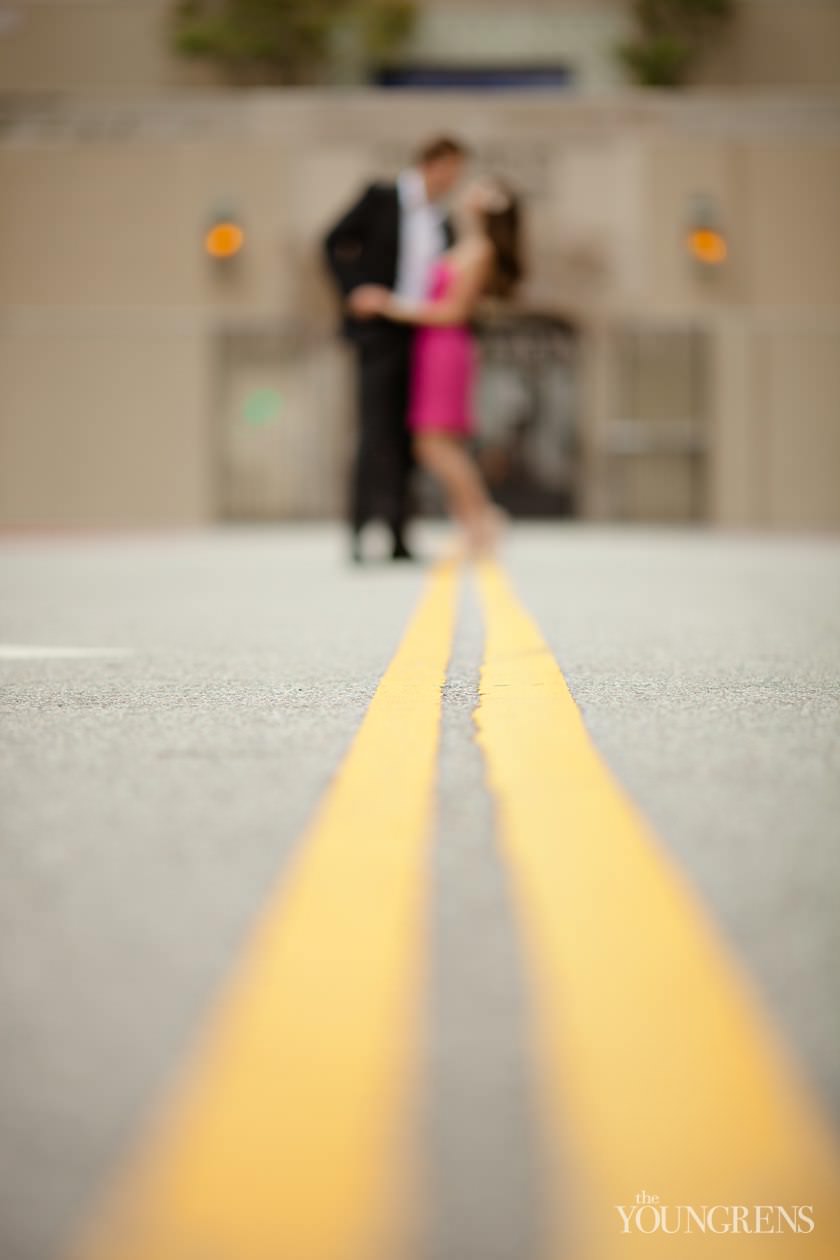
415,135,470,165
481,181,523,299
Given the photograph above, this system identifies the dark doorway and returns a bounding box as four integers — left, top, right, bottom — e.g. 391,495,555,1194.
470,311,580,517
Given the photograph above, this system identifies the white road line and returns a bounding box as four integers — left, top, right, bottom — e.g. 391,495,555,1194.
0,646,132,660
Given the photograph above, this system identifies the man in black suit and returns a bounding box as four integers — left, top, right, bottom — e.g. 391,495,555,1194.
324,136,468,562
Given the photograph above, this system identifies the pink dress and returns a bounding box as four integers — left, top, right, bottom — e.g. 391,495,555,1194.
407,259,477,437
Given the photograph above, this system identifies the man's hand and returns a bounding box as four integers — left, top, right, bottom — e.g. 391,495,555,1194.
347,285,392,319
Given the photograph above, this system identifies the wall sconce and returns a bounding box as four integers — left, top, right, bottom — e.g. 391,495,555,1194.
204,206,245,261
686,194,727,267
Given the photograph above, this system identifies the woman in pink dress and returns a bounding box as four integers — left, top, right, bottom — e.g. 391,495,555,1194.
357,178,522,553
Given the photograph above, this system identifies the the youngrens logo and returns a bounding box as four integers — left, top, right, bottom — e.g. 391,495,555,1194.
616,1191,815,1235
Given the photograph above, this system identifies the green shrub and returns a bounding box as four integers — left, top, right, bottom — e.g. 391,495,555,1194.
172,0,417,84
617,0,736,87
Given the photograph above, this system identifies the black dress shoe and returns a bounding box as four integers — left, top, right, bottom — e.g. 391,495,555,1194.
391,538,415,562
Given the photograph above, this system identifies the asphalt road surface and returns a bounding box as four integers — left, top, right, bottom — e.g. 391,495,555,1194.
1,523,839,1260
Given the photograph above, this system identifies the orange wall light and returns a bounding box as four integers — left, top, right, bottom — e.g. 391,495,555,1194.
205,220,245,260
687,226,727,266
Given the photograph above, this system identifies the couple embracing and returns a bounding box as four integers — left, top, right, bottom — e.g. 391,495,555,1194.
323,135,522,563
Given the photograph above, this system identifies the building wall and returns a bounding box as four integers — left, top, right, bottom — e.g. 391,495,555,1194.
0,314,214,526
1,1,839,94
0,1,218,94
698,0,840,90
1,91,839,530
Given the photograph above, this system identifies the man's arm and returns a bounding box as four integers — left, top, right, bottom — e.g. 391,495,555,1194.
323,183,379,299
356,243,493,327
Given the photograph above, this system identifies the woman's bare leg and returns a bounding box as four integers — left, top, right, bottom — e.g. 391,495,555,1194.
414,432,499,550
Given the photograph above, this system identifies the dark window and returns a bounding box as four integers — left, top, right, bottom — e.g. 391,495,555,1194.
375,64,574,90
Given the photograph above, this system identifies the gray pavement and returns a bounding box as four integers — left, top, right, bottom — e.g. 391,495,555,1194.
1,523,839,1260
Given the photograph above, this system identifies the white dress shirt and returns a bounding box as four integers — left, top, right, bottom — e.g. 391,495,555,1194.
394,168,447,303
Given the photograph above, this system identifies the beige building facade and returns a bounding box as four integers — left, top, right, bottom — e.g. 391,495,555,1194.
2,1,840,93
1,4,839,530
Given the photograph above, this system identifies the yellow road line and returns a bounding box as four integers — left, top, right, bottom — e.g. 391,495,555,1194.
71,560,460,1260
474,559,840,1259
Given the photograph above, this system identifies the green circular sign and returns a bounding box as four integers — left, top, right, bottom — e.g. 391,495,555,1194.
243,388,283,427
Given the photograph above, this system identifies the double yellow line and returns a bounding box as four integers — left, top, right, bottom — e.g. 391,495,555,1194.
71,558,840,1260
474,563,840,1259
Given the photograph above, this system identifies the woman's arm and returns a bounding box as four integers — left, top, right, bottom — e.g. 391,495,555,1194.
385,246,492,327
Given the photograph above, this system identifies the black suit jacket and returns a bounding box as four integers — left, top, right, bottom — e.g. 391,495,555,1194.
323,181,454,343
